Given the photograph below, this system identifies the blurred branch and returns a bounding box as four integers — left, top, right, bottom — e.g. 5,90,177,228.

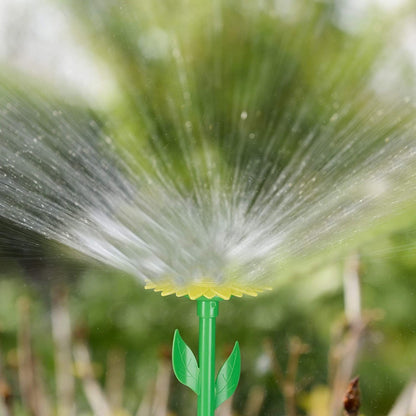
0,379,13,416
0,345,13,416
17,297,51,416
135,383,153,416
151,347,171,416
216,397,232,416
265,336,310,416
263,338,285,386
329,254,366,416
343,254,362,325
136,347,171,416
388,379,416,416
51,286,76,416
73,339,112,416
105,348,125,412
244,385,265,416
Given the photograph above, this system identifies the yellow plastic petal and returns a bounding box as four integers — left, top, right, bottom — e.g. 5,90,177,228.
145,279,271,300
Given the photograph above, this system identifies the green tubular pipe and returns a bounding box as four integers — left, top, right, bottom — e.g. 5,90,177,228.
197,297,219,416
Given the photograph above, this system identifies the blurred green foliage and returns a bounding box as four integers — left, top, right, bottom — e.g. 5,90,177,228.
2,228,416,415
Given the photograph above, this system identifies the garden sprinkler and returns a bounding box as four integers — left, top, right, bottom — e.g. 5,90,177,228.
145,280,270,416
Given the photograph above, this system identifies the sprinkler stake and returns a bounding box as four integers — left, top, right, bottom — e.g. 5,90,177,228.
172,297,241,416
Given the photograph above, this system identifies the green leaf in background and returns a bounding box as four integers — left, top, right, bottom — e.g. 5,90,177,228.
215,341,241,408
172,329,200,394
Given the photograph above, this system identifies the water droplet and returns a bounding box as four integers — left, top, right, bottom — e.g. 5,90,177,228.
240,111,248,120
330,113,339,122
249,133,256,139
185,121,192,130
172,47,181,59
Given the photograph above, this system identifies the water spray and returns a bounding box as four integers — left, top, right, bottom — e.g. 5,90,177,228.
1,1,416,414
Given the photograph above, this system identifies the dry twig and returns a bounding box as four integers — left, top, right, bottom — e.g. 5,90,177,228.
343,376,361,416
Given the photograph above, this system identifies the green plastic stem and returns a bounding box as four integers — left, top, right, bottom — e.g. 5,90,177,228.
197,297,219,416
172,296,240,415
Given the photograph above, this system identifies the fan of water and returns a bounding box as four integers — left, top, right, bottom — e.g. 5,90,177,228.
0,1,416,294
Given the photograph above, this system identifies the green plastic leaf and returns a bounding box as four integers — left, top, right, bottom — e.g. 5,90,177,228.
172,329,199,394
215,341,241,408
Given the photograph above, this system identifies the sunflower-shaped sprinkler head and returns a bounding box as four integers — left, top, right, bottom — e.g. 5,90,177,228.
146,280,270,416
